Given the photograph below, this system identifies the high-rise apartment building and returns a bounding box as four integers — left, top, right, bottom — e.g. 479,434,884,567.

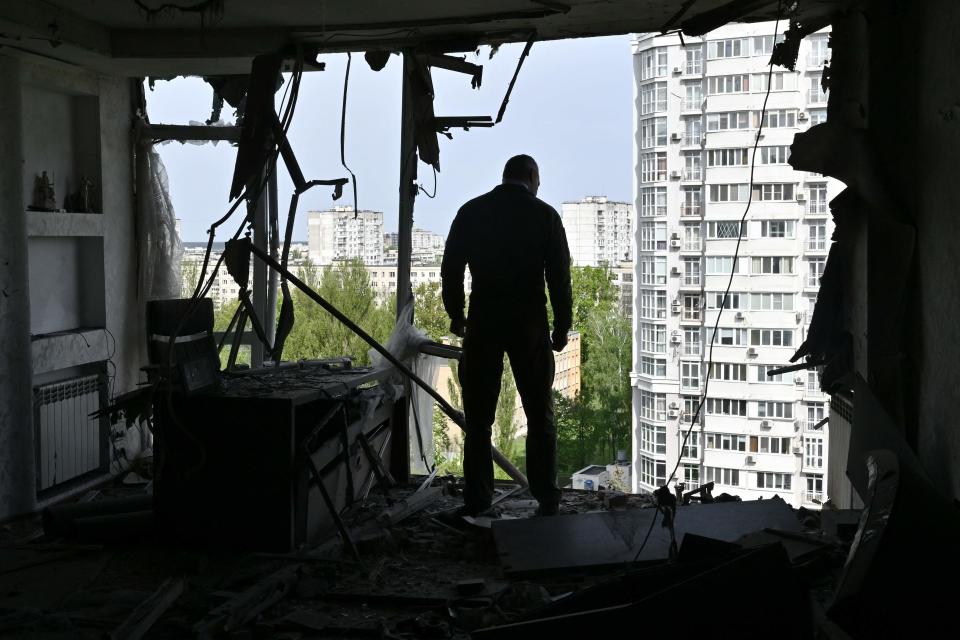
561,196,635,267
307,206,383,266
631,23,838,508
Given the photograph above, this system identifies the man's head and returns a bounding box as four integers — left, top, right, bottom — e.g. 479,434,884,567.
502,154,540,196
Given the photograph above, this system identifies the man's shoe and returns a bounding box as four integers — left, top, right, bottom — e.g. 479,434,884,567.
534,502,559,517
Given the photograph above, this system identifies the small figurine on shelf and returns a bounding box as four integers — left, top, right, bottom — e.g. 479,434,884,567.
30,171,58,211
65,176,95,213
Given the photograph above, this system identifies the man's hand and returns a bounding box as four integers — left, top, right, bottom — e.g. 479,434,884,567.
551,328,568,352
450,317,466,338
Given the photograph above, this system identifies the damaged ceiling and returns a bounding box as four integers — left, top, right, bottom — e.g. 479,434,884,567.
0,0,842,75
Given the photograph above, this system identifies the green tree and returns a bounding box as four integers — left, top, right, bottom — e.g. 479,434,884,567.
412,281,449,342
493,359,518,460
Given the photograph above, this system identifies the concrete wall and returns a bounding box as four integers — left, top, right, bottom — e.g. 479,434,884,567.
0,53,142,520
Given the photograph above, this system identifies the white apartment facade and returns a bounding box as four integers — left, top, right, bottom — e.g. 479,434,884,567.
561,196,635,267
631,23,838,508
307,206,384,266
411,227,445,265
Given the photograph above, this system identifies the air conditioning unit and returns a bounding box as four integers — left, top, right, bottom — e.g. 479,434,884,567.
669,401,680,410
760,420,772,429
670,232,681,240
746,347,757,357
670,170,683,179
796,192,807,202
793,446,803,455
673,66,683,74
735,312,746,321
670,238,682,249
668,409,680,418
671,302,682,314
745,455,756,465
794,375,805,386
670,335,682,344
798,111,808,121
671,266,681,275
670,132,682,142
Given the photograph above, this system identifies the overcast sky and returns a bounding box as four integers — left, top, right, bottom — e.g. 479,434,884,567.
147,35,633,242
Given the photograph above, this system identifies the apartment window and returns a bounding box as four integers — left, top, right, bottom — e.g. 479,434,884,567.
751,256,794,274
753,183,795,201
640,186,668,217
707,38,747,59
640,322,667,353
684,46,703,74
804,436,824,468
711,362,746,381
682,151,702,180
640,221,667,251
707,148,748,167
807,257,826,287
757,472,792,490
806,402,826,430
681,464,700,489
808,183,828,214
710,326,747,346
754,109,796,128
706,398,747,417
753,34,785,56
682,257,702,286
750,293,794,311
681,118,703,147
807,222,827,251
804,473,824,503
640,422,667,454
706,221,744,240
682,81,703,110
682,294,702,321
757,401,793,419
640,289,667,319
641,152,668,182
707,111,750,131
707,74,750,95
756,436,792,454
639,455,667,488
807,34,829,67
758,145,791,165
752,72,797,92
705,256,741,274
640,47,668,80
750,328,794,347
705,433,747,451
681,361,701,390
808,109,827,126
640,81,668,115
684,327,701,356
681,432,700,460
760,220,795,238
640,390,667,421
709,184,749,202
682,224,702,251
706,292,744,310
705,466,741,487
808,368,822,393
755,364,790,383
641,256,667,285
807,73,828,104
641,117,668,148
681,187,702,217
682,396,702,425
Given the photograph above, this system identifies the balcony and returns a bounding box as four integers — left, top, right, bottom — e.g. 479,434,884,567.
681,204,703,217
803,491,824,504
807,239,827,251
807,89,828,105
807,201,828,215
681,275,702,288
683,169,703,181
683,343,701,357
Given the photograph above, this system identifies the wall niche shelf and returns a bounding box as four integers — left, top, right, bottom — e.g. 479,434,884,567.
26,211,103,237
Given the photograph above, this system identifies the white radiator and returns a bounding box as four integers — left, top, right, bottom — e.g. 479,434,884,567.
35,374,105,491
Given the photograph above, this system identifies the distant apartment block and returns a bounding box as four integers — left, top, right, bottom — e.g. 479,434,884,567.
308,206,383,266
561,196,635,267
631,23,839,508
411,227,445,265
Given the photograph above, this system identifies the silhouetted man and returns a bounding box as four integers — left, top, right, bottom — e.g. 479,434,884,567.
441,154,572,518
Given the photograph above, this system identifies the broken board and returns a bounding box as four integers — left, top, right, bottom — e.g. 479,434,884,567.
491,497,800,578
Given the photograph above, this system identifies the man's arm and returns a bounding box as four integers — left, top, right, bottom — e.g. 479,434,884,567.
441,211,468,336
545,210,573,350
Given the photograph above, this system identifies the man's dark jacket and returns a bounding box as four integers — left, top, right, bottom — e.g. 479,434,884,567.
441,183,572,333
